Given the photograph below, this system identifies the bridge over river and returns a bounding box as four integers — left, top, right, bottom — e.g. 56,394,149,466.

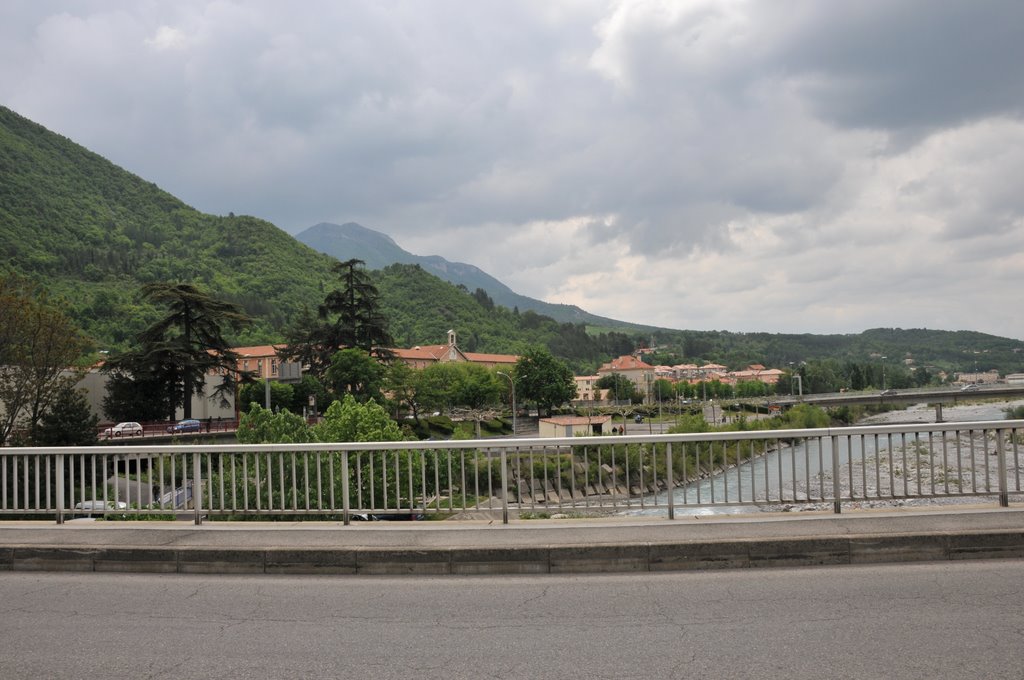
769,383,1024,422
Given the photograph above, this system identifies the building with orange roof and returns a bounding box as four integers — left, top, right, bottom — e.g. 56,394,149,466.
597,354,655,399
231,331,517,378
729,365,784,386
390,330,518,369
232,344,295,380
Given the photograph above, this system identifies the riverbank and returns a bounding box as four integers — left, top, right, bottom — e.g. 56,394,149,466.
772,397,1024,513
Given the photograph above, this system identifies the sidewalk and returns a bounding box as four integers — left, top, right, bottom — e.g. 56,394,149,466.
1,506,1022,576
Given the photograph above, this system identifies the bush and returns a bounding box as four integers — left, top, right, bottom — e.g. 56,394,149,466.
425,415,454,435
481,418,507,434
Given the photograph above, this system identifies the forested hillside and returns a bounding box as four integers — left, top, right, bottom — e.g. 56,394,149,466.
642,327,1024,377
0,105,337,347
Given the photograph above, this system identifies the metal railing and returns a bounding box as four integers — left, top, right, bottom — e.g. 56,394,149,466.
2,419,1021,524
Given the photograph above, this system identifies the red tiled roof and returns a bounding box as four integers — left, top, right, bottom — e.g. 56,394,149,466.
233,340,519,368
599,355,654,372
463,352,518,364
391,345,449,361
232,344,285,356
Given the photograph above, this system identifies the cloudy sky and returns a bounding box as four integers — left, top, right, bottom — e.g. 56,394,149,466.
3,1,1023,339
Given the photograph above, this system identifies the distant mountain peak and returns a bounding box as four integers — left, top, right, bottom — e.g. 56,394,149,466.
294,221,633,328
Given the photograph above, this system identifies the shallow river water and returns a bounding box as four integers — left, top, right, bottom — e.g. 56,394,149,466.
629,398,1024,516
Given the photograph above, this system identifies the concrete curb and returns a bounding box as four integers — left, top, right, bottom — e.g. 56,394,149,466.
2,529,1023,576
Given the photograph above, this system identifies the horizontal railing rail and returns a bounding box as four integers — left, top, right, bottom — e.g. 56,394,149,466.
2,420,1021,525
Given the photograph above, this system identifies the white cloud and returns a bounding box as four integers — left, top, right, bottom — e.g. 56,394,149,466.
145,26,187,51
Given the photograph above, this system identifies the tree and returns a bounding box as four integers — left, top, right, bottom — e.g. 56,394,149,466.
847,363,866,391
237,379,295,413
514,347,576,414
104,283,252,420
276,304,331,378
735,380,770,398
414,363,462,415
385,360,420,418
651,378,676,403
324,348,387,403
34,385,99,446
289,374,330,417
319,259,394,357
236,403,314,444
102,366,175,422
596,373,641,403
453,364,502,410
313,394,405,443
801,359,841,394
0,275,91,445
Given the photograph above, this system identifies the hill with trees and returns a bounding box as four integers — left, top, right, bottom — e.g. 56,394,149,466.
639,327,1024,379
0,105,337,349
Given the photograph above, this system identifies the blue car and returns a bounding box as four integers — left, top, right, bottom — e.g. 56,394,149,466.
167,419,201,434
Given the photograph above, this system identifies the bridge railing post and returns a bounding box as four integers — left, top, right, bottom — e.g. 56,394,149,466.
55,453,65,525
192,451,203,525
501,448,509,525
342,451,351,525
667,442,675,521
997,430,1009,508
831,435,842,514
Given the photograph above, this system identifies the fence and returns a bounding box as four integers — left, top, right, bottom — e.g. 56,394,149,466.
2,419,1022,524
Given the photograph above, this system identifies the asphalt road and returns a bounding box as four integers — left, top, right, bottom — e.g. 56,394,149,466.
2,560,1022,679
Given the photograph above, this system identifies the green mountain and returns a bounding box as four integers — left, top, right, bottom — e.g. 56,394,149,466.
295,221,645,330
0,105,338,349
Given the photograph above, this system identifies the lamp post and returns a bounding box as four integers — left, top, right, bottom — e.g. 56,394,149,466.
881,356,887,391
656,379,663,423
497,371,516,436
788,362,803,397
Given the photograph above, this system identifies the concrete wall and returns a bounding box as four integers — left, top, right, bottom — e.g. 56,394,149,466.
74,370,236,423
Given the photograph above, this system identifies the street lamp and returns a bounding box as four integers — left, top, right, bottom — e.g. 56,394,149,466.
788,362,803,397
496,371,516,436
881,356,887,391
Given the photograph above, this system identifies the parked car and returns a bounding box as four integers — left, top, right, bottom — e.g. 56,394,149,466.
73,500,128,516
167,419,201,434
103,421,143,438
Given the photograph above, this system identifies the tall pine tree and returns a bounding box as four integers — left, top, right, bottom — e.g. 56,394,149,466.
104,283,252,420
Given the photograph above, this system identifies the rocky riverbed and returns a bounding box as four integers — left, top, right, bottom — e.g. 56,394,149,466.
770,398,1024,512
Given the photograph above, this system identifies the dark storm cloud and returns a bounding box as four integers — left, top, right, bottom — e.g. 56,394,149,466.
771,1,1024,134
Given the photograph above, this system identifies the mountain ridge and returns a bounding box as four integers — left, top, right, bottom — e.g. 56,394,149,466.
295,221,647,330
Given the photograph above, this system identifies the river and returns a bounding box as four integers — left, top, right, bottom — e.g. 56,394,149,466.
629,398,1024,516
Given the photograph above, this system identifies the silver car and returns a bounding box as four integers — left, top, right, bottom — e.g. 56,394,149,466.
103,421,143,438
